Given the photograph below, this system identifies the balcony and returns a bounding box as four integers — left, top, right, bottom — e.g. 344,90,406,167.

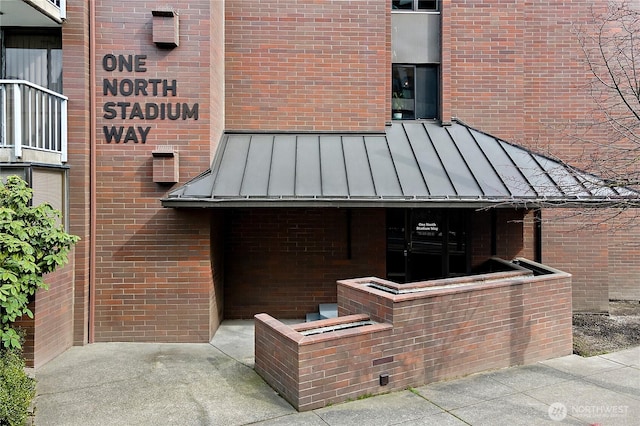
0,0,66,27
0,80,67,164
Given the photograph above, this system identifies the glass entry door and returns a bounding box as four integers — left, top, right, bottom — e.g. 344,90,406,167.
386,209,470,282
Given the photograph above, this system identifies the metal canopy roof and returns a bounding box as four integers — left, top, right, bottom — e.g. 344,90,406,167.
162,120,638,208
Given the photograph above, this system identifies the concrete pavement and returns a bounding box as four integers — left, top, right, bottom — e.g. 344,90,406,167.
34,320,640,425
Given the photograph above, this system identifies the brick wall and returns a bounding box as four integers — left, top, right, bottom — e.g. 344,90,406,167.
471,209,536,269
224,208,386,319
608,211,640,301
447,0,604,150
227,208,540,319
445,1,632,310
255,315,308,407
86,1,222,342
16,1,92,363
210,211,225,335
14,258,75,368
63,0,91,346
255,264,573,411
255,313,393,411
225,0,389,132
32,261,76,368
541,210,609,312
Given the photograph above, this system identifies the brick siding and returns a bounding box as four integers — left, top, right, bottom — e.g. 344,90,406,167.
470,209,536,268
63,1,91,346
224,208,386,319
541,210,610,312
225,0,389,132
14,258,75,368
225,208,539,319
39,0,634,359
444,0,633,309
87,0,224,342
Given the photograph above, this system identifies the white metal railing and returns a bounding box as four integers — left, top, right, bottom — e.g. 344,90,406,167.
42,0,66,20
0,80,68,163
55,0,66,20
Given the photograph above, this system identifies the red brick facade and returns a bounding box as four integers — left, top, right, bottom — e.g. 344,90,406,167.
442,0,637,310
608,211,640,301
225,0,390,132
224,208,386,319
470,209,536,268
14,260,75,368
446,0,602,148
63,1,92,346
15,0,638,366
65,0,224,344
224,208,536,320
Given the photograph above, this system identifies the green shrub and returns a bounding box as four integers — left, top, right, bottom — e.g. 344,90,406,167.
0,175,79,349
0,348,35,426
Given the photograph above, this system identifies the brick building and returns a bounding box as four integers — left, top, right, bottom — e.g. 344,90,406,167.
1,1,638,367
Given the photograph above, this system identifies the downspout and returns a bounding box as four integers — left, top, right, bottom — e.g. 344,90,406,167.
88,0,97,343
534,208,542,263
490,209,497,256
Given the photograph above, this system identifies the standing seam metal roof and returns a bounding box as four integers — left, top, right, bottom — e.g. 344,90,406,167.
162,120,637,208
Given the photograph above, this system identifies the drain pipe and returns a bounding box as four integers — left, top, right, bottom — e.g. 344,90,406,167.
534,208,542,263
490,209,497,256
88,0,97,343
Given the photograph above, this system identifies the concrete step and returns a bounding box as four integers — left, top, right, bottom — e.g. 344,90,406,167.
319,303,337,319
305,303,338,322
305,312,322,322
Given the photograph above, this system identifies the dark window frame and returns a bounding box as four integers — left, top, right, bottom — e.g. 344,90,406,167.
1,28,63,92
392,64,439,120
392,0,439,11
386,208,471,282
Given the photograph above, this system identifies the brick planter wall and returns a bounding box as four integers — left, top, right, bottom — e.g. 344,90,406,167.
255,313,393,411
14,256,75,368
255,259,572,411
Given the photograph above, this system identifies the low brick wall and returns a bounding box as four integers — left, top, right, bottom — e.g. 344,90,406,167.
254,258,573,411
255,314,393,410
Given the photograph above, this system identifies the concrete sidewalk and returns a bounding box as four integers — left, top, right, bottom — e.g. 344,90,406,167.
34,320,640,425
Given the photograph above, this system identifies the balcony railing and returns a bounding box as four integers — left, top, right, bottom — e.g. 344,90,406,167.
0,80,68,163
48,0,66,19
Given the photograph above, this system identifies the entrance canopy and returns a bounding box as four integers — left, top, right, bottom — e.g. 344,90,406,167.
162,120,637,208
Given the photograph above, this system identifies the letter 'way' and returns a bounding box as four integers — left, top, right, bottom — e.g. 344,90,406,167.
103,126,152,143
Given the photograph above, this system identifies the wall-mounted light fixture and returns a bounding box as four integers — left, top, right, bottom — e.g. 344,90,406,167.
152,146,179,184
379,373,390,386
152,9,179,49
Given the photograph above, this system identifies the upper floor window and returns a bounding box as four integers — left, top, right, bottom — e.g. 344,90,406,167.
392,64,438,120
1,29,62,93
392,0,439,11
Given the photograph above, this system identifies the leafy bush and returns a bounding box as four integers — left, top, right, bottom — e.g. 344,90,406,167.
0,176,79,349
0,348,35,426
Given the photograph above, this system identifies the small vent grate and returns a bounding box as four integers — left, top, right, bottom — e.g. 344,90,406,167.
299,320,375,336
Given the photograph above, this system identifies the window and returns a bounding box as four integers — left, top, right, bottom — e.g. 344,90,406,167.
392,64,438,120
2,29,62,93
392,0,439,11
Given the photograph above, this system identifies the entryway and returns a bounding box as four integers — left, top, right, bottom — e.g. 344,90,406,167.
386,208,471,282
